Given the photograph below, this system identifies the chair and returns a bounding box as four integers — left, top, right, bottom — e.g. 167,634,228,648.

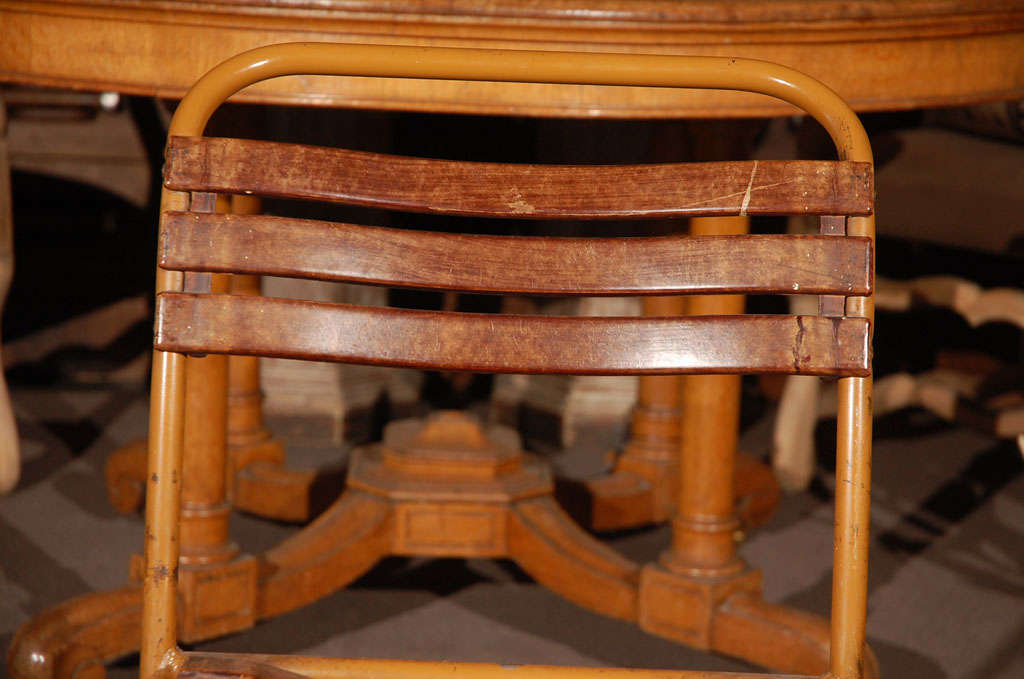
142,44,875,679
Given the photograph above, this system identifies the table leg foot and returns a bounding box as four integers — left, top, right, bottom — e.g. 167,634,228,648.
227,434,327,524
104,438,148,513
712,589,829,675
104,436,329,523
232,458,318,523
715,591,879,679
578,468,665,531
572,451,779,533
6,585,142,679
732,452,781,532
638,563,877,678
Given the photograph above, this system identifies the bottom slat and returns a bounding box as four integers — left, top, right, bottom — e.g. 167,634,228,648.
155,293,869,377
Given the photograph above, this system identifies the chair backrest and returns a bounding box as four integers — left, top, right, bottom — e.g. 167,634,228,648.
143,43,876,679
155,136,873,377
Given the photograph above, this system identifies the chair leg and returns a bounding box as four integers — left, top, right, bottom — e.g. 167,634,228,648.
140,347,188,679
141,268,261,671
830,376,874,679
138,184,198,679
636,216,837,676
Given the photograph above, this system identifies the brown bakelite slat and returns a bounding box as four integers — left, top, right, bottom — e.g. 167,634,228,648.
160,212,872,296
164,136,873,219
155,293,870,376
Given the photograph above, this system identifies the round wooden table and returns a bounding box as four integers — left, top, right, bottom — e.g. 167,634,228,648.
2,0,1022,117
3,2,1023,678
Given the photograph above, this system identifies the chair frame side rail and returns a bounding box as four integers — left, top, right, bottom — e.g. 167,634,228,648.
142,43,875,679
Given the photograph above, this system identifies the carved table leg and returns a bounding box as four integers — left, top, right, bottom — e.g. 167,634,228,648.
0,91,19,494
582,297,684,530
583,251,780,532
7,490,392,679
103,195,318,522
577,120,780,532
222,195,313,522
636,216,859,677
227,293,308,522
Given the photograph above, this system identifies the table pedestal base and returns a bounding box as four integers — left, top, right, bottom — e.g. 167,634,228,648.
14,411,869,679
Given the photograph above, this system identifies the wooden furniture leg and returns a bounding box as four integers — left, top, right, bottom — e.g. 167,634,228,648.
222,195,314,521
637,216,862,677
105,195,319,522
226,273,316,521
0,91,19,494
581,297,684,529
581,120,781,532
260,411,640,623
582,293,780,532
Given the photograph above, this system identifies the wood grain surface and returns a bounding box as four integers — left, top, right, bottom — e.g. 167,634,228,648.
161,212,872,296
155,292,870,376
164,137,874,219
2,1,1021,117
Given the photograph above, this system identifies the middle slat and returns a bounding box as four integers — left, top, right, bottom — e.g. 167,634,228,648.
160,212,872,296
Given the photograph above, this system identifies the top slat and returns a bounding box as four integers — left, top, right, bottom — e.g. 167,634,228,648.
164,136,874,220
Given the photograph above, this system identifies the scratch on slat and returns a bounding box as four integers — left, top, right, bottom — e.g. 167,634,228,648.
681,178,791,210
739,160,758,216
504,187,535,214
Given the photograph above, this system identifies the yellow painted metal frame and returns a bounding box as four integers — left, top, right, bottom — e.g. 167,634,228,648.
144,43,874,679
